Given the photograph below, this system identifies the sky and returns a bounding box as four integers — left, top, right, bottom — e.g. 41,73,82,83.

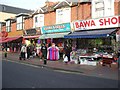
0,0,62,10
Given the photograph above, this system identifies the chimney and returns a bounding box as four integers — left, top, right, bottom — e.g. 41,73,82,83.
45,0,56,7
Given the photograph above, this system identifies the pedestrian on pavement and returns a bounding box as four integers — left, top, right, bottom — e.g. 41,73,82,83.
118,49,120,57
4,48,7,58
118,49,120,69
64,44,72,62
41,43,47,64
20,44,27,60
26,45,31,59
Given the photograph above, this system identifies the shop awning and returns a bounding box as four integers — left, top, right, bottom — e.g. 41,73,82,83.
64,29,116,38
39,32,70,39
0,37,7,43
0,36,22,43
23,35,40,39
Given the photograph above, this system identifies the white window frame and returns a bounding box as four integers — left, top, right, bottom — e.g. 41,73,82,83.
104,0,114,17
95,1,104,18
6,20,11,32
56,7,71,24
17,16,24,30
33,14,44,28
92,0,114,18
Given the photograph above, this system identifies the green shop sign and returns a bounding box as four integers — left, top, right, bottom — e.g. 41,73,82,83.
41,23,71,34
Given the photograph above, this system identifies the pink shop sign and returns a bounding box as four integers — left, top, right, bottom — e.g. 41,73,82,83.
73,15,120,31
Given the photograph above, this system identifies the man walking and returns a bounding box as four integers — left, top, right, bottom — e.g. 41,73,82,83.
27,45,31,59
20,44,27,60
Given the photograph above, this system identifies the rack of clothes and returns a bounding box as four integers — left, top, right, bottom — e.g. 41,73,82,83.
47,43,59,60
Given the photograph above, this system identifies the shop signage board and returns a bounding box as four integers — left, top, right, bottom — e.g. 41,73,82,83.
41,23,71,34
73,15,120,31
24,29,36,35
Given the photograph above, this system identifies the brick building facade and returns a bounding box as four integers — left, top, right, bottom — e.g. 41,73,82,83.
0,0,120,50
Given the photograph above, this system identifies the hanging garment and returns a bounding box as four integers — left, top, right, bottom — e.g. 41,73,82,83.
47,46,59,60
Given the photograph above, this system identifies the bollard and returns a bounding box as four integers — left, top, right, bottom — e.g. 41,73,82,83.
4,52,7,58
44,59,47,65
77,57,80,64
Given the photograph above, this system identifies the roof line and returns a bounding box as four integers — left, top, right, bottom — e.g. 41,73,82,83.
54,0,71,9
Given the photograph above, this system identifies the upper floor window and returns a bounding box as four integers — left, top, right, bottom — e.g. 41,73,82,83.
33,14,44,28
6,20,11,32
95,1,104,18
2,6,6,11
35,16,38,23
104,0,114,17
56,7,71,24
92,0,114,18
17,16,24,30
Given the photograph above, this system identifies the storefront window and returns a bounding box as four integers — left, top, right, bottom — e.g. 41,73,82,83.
75,38,113,53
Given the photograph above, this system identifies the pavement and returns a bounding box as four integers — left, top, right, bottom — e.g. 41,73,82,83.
1,51,119,80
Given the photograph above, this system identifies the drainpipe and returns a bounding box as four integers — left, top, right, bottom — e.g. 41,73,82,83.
77,3,80,20
82,3,84,19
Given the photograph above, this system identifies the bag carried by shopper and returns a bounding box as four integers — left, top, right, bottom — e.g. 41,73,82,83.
63,54,65,59
63,56,68,62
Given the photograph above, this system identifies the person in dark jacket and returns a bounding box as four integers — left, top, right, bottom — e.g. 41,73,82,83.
26,45,31,59
64,45,72,62
41,43,47,60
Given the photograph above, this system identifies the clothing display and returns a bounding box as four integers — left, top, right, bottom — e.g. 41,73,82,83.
47,46,59,60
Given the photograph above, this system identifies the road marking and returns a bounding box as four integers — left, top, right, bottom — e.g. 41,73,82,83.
32,87,35,88
53,69,83,75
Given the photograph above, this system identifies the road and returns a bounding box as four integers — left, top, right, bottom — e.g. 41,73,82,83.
2,60,118,88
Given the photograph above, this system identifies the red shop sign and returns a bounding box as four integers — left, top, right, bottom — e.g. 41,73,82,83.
74,15,120,31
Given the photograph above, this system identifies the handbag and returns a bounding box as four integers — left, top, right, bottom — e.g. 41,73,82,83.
63,54,65,59
25,53,27,58
63,56,68,62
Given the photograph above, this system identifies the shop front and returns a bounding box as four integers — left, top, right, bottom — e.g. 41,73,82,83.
39,23,71,59
64,15,120,65
23,28,41,46
22,28,42,57
0,30,23,52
